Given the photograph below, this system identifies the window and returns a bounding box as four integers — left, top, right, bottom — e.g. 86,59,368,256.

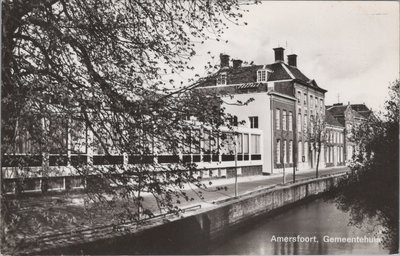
282,110,287,131
249,116,259,128
276,140,281,163
283,140,287,163
288,112,293,131
327,147,331,163
320,99,323,111
304,114,307,131
257,70,267,82
304,141,308,162
203,130,212,154
251,134,261,154
237,133,243,154
298,141,302,163
13,121,41,154
47,115,68,154
275,109,280,130
304,93,307,105
289,141,293,163
297,113,302,132
243,134,249,154
191,129,201,154
216,72,227,85
310,95,314,108
221,132,234,155
297,91,301,104
70,118,87,154
315,97,318,109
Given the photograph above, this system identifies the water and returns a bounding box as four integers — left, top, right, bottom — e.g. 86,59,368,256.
210,198,389,255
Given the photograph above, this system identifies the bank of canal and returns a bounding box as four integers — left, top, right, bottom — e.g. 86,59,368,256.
24,173,390,255
210,197,388,255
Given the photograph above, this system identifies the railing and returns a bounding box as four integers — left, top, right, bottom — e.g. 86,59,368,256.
281,170,349,186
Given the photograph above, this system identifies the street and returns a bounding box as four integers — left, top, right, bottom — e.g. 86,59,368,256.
170,166,349,207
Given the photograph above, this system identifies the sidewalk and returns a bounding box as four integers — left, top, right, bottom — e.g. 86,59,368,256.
200,165,347,188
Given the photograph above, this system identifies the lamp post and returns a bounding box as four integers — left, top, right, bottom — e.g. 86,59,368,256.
282,156,286,184
234,136,238,197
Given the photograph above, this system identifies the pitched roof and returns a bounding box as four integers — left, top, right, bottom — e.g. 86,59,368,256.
327,104,369,120
285,64,310,82
265,62,292,81
225,65,263,84
352,109,367,119
325,110,343,127
350,104,369,112
327,105,348,117
351,104,372,118
197,61,327,93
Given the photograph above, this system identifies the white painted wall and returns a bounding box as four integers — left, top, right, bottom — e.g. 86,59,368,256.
222,92,272,174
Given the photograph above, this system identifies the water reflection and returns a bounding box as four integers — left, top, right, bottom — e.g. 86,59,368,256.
210,198,388,255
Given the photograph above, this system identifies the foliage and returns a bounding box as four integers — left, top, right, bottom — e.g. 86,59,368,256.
1,0,254,252
329,80,399,253
307,114,327,176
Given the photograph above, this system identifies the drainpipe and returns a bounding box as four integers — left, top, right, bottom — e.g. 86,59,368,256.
293,108,296,183
270,95,274,174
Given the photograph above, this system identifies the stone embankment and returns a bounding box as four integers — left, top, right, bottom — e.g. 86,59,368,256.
18,172,348,255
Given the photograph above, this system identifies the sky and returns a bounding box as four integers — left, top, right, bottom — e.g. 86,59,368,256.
177,1,399,111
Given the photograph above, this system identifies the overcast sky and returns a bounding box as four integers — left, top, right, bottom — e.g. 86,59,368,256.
178,1,399,111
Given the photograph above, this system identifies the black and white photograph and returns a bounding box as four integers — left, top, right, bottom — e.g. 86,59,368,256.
1,0,399,255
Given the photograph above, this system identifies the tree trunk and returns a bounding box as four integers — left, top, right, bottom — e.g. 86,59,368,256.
316,145,321,178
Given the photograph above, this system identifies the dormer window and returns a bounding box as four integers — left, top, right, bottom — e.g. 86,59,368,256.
217,72,227,85
257,69,267,82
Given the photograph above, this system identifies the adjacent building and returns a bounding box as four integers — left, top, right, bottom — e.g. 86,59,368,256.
326,102,373,161
324,110,345,167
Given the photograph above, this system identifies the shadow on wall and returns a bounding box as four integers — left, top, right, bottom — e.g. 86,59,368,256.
43,215,212,255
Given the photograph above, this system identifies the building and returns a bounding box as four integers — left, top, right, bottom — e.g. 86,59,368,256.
324,110,345,167
326,102,373,161
197,47,328,173
2,47,372,194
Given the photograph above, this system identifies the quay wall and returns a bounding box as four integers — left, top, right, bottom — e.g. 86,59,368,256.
32,173,347,255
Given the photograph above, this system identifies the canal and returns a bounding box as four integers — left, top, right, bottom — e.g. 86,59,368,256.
53,194,390,255
209,197,388,255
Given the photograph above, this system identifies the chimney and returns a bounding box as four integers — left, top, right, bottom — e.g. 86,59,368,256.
273,47,285,62
220,54,230,68
287,54,297,67
232,59,243,68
